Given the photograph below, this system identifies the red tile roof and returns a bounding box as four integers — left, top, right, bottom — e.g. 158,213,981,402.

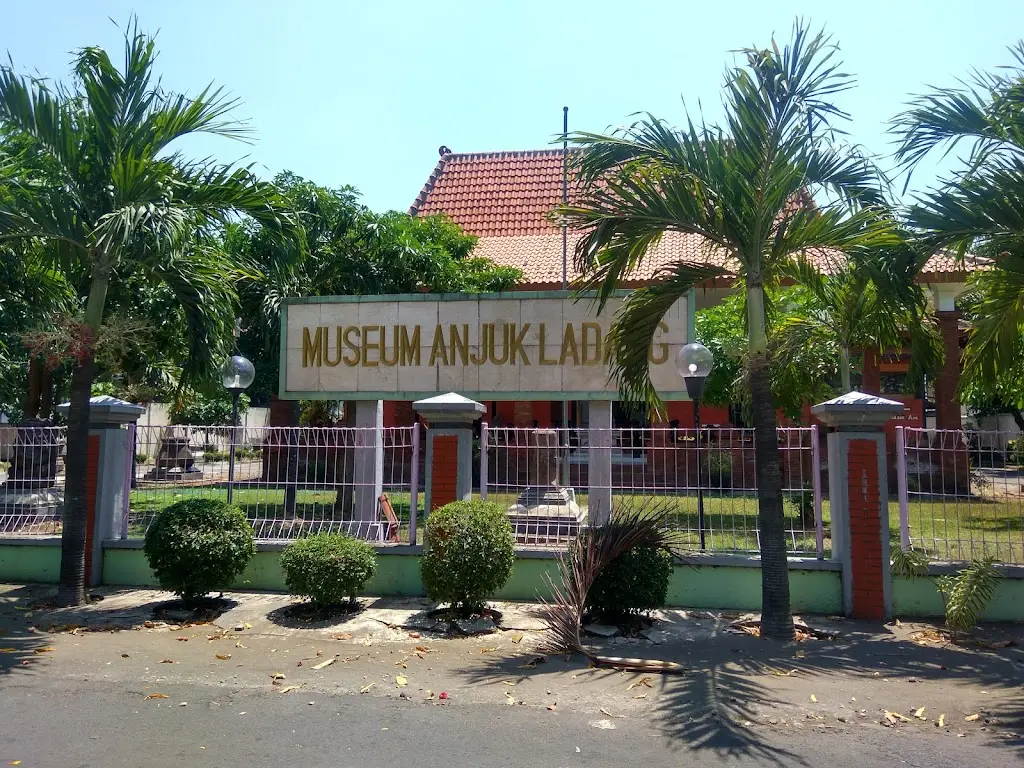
410,149,974,287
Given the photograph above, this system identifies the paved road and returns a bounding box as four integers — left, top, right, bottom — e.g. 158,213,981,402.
0,676,1016,768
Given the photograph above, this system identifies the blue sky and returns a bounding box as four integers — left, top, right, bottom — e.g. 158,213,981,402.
4,1,1021,212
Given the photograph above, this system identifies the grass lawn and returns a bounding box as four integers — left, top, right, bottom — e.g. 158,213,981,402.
124,485,1024,563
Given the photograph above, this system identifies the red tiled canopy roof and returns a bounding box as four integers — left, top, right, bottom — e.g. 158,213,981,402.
410,149,974,287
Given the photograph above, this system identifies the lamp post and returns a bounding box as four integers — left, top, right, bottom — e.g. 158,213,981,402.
677,342,714,550
221,354,255,504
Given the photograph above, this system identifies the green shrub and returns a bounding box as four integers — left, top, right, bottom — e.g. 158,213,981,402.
422,500,515,616
586,544,673,623
280,533,377,605
705,450,733,483
143,499,255,604
135,453,149,464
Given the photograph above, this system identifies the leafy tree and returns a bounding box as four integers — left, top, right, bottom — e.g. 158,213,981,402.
234,172,521,402
894,41,1024,384
559,22,893,639
0,22,294,605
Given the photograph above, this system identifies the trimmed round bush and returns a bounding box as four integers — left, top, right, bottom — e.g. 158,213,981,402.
422,500,515,617
143,498,255,604
280,533,377,606
586,545,673,622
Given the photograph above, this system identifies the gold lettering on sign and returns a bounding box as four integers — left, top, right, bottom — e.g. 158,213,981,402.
381,325,399,366
449,324,470,366
302,327,324,367
488,323,510,365
323,326,343,367
581,322,602,365
361,325,379,367
560,324,580,366
342,326,361,367
399,325,420,366
648,321,669,364
509,323,530,365
429,325,449,366
470,324,488,365
538,323,558,365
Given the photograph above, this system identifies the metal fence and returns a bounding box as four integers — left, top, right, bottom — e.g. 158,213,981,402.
896,426,1024,563
130,424,420,543
482,424,823,556
0,424,66,536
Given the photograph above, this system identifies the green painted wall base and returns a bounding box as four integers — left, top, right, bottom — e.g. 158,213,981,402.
893,575,1024,622
100,545,842,613
0,541,61,583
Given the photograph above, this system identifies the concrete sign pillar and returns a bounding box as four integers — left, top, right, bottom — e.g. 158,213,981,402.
352,400,384,532
811,391,904,621
587,400,613,526
412,393,485,515
57,396,145,586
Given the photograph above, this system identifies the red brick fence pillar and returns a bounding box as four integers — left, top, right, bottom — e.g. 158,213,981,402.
811,391,905,621
413,393,485,514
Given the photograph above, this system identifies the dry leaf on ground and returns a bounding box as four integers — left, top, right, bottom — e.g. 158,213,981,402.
810,694,817,703
333,633,352,640
938,714,946,727
176,637,188,642
396,675,408,687
360,683,375,694
547,703,557,711
144,693,169,700
159,659,174,664
509,632,524,644
632,694,648,700
914,707,926,719
312,657,337,670
271,673,285,680
478,647,498,653
34,647,56,654
215,654,231,661
628,676,653,690
278,685,300,694
965,714,980,722
0,648,17,653
502,680,516,686
794,649,806,659
772,668,798,677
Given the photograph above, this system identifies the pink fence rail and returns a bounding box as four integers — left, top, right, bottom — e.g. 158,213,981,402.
0,424,66,536
130,425,419,543
483,424,823,555
896,426,1024,563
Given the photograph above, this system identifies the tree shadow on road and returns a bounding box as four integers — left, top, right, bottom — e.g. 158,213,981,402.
0,583,60,680
455,614,1024,764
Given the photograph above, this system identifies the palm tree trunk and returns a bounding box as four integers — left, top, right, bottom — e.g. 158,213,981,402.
746,283,794,641
56,264,110,606
839,346,852,393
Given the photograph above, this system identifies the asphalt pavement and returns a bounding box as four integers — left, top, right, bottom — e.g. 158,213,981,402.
0,676,1015,768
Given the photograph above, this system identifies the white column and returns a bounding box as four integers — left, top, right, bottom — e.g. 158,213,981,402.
353,400,384,532
588,400,613,526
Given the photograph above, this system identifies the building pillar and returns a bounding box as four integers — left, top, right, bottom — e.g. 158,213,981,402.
57,396,144,586
812,391,903,621
588,400,613,526
352,400,384,534
413,393,485,515
935,311,962,431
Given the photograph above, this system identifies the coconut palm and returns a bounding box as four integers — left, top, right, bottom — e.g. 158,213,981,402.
773,251,941,394
559,22,894,640
894,42,1024,383
0,22,294,605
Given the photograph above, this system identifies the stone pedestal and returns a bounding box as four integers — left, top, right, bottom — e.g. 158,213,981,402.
144,431,202,481
0,419,64,530
507,428,584,540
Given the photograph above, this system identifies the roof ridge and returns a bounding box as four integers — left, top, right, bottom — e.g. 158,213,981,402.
443,148,564,160
408,154,450,217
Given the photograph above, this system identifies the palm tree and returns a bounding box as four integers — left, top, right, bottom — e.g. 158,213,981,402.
559,22,894,640
894,42,1024,384
0,22,294,605
773,252,940,394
